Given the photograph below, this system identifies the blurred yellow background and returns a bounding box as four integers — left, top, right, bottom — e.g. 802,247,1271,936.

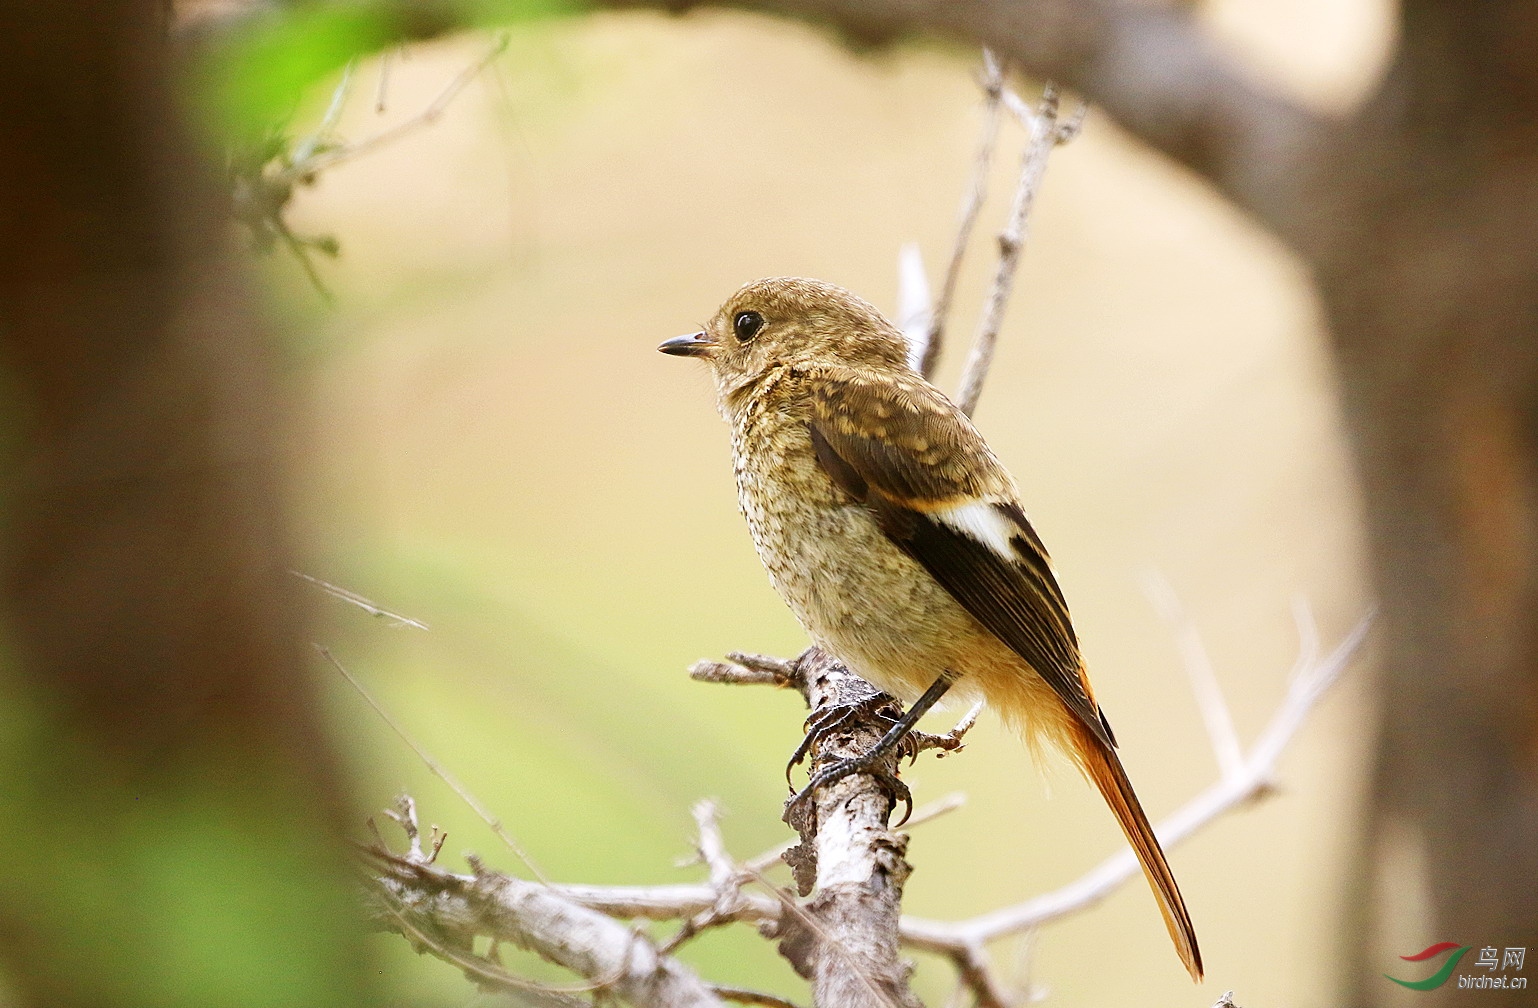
276,3,1387,1002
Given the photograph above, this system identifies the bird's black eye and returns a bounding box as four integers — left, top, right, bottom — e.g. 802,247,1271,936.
733,311,764,343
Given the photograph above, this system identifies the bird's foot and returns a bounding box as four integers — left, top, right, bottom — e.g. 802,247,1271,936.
783,695,902,786
785,747,914,828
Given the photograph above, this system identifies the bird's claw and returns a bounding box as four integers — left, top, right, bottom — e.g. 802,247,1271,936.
784,697,901,786
785,748,914,827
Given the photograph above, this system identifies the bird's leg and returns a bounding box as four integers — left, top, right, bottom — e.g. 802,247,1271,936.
788,672,955,827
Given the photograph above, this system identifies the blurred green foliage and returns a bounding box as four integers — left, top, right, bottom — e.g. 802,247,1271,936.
199,0,579,141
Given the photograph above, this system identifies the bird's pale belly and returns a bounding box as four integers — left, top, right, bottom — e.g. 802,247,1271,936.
733,431,993,704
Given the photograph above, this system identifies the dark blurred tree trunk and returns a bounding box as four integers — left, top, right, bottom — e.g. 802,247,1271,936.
0,3,372,1006
1327,4,1538,1003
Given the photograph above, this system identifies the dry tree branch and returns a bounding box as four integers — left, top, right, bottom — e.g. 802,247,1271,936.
916,49,1005,381
954,82,1078,417
362,609,1366,1006
770,649,925,1008
656,800,755,954
365,797,727,1008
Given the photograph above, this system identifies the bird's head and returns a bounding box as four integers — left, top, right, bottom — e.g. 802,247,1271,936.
659,277,911,396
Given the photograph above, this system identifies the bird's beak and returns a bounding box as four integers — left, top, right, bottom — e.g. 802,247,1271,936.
658,331,716,358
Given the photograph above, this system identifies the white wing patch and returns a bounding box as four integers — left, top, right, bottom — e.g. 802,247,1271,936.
931,501,1018,560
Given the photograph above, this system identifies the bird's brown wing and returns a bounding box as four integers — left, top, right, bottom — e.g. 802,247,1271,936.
805,372,1115,749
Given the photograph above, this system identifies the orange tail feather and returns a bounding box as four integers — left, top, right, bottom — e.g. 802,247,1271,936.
1072,722,1203,981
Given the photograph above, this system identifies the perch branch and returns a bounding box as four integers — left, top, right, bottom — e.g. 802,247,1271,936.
367,598,1361,1005
775,648,925,1008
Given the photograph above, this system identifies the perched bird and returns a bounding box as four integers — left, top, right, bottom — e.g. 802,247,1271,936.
659,276,1202,981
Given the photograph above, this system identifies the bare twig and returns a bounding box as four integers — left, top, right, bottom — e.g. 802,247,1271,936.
365,816,726,1008
659,800,753,954
918,49,1005,380
226,34,509,301
320,645,548,883
548,881,777,924
292,570,430,629
955,82,1074,416
709,984,808,1008
690,650,806,690
1142,571,1242,779
280,33,509,182
911,701,985,756
693,799,737,888
291,61,355,166
950,941,1012,1008
381,794,447,864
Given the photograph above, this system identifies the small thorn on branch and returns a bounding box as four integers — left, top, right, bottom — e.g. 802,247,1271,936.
910,701,985,757
381,794,447,865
